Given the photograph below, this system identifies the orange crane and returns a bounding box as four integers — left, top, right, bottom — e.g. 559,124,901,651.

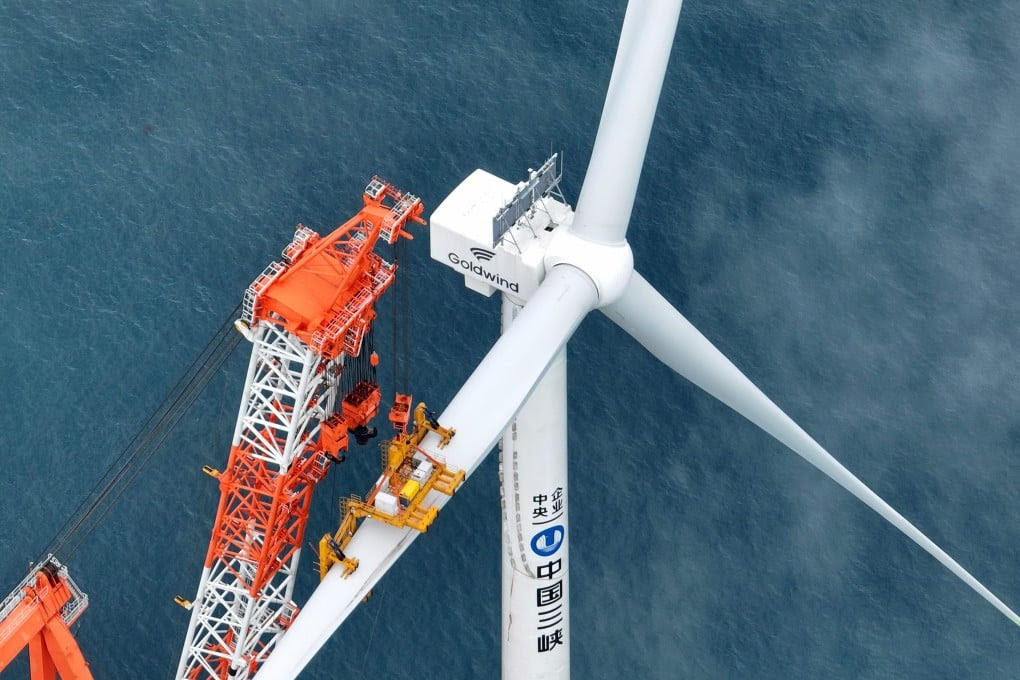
0,556,91,680
175,178,424,679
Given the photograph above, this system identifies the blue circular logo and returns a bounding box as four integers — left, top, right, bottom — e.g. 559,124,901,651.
530,525,565,557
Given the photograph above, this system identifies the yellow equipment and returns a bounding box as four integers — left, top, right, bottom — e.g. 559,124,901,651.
317,401,464,580
412,402,456,448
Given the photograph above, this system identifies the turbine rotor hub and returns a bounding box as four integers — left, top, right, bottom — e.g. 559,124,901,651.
543,228,634,307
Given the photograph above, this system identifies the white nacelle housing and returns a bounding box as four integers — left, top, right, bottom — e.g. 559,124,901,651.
430,168,574,304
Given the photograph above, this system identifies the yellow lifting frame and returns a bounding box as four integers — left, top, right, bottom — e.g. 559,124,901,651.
317,403,464,580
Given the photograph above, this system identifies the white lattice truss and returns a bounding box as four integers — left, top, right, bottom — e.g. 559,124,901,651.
176,322,343,680
233,323,334,469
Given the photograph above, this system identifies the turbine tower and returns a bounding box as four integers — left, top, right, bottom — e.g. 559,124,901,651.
253,1,1019,677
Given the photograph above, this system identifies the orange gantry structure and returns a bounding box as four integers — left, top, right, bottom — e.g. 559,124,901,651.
175,178,424,680
0,557,92,680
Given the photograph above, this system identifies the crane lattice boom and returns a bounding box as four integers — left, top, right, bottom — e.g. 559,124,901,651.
176,179,424,680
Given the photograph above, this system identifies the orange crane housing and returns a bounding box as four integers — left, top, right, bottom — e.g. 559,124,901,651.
0,556,92,680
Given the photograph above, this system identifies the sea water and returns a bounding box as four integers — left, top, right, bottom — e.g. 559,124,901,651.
2,1,1019,678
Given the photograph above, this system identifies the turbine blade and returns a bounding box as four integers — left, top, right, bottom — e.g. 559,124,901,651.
253,265,597,680
571,0,684,244
602,271,1020,626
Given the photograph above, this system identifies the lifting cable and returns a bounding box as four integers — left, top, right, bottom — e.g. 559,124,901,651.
400,238,410,393
36,302,244,563
390,245,401,396
391,250,399,396
390,237,410,395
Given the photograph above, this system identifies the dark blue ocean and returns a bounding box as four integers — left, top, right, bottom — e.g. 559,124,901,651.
2,1,1019,677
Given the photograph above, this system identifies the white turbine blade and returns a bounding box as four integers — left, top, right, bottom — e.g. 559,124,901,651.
571,0,684,244
253,265,597,680
602,271,1020,626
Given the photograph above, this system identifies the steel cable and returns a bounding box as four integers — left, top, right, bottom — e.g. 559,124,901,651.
37,302,243,562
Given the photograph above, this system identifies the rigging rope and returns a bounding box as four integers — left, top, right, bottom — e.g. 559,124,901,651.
389,237,410,395
359,583,387,679
392,248,400,396
400,238,410,393
37,302,244,563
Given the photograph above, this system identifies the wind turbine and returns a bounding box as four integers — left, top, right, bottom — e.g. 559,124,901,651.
254,1,1018,678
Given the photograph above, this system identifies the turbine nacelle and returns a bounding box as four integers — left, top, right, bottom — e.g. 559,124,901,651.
430,157,635,308
430,162,573,304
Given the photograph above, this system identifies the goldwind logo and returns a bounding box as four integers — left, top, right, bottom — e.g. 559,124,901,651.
446,252,520,293
470,247,495,262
